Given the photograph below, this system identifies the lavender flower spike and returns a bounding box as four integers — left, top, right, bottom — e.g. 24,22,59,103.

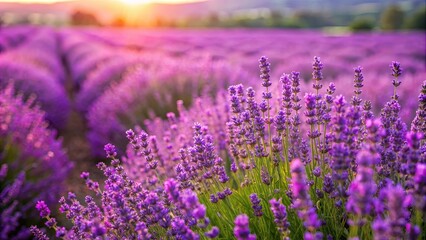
346,150,377,227
259,56,271,88
373,183,411,239
35,201,50,218
104,143,117,159
205,226,220,238
290,159,322,238
390,61,402,79
413,163,426,213
390,61,402,99
269,198,290,238
234,214,256,240
30,226,49,240
249,193,263,217
312,56,324,91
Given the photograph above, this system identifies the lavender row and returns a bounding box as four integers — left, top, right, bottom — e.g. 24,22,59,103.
57,29,251,157
0,86,72,239
62,29,426,103
0,26,38,53
0,28,70,129
74,29,424,150
32,56,425,239
86,58,250,157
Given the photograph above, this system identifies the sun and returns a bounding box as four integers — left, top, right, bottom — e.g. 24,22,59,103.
120,0,151,5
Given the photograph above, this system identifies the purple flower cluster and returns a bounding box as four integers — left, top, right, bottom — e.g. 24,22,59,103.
249,193,263,217
346,150,378,226
269,198,290,238
234,214,256,240
290,159,323,239
0,86,71,239
86,58,247,157
33,144,219,240
372,183,412,239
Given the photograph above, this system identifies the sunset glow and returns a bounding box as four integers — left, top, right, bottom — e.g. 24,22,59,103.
120,0,150,5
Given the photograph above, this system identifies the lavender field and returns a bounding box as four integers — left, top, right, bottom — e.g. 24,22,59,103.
1,27,425,240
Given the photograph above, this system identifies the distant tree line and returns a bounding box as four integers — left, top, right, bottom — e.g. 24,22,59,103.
350,4,425,31
69,4,425,31
70,10,101,26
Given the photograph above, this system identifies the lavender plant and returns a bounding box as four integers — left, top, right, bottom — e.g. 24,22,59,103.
33,56,425,239
0,86,72,239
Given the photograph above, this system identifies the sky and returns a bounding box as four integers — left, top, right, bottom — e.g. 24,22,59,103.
0,0,202,3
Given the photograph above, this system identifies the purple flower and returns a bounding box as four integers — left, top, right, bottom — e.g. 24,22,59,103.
411,81,426,133
323,174,334,194
234,214,256,240
171,218,199,239
312,56,324,90
229,85,244,114
136,222,151,239
413,163,426,212
372,218,388,240
231,162,238,173
290,159,322,234
104,143,117,159
259,56,271,88
35,201,50,218
373,182,411,239
217,191,226,200
249,193,263,217
330,95,351,197
269,198,290,235
280,73,293,112
45,218,57,228
390,61,402,79
291,71,302,111
346,150,378,226
164,178,180,203
1,85,71,238
352,66,364,106
305,93,320,139
274,110,286,134
414,163,426,186
56,226,66,238
210,194,218,203
205,226,220,238
406,224,421,240
261,167,272,185
353,66,364,92
193,205,206,220
224,188,233,196
30,226,49,240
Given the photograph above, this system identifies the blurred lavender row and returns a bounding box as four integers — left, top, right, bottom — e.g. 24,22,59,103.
62,28,424,157
0,86,72,239
0,28,70,129
0,26,38,53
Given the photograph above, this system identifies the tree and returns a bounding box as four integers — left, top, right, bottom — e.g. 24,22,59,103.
293,11,333,28
70,10,101,26
405,5,426,30
349,17,375,32
380,5,404,30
